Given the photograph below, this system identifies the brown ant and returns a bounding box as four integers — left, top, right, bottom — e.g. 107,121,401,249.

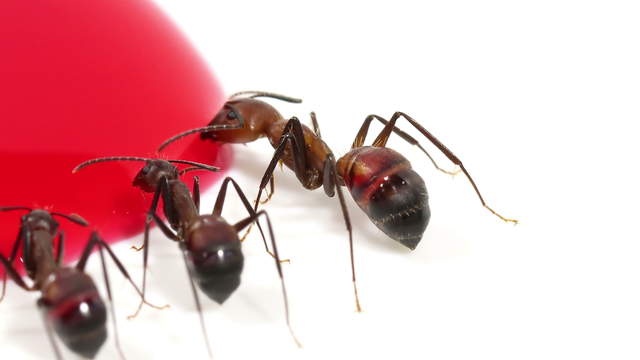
0,207,157,359
157,91,518,312
72,157,301,358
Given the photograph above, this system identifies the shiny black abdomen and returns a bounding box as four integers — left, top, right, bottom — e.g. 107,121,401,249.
337,147,430,249
39,268,107,359
185,215,244,304
367,169,430,250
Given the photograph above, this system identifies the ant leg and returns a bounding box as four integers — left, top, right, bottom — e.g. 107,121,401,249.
193,176,200,212
214,177,289,263
180,249,214,359
240,176,273,241
260,177,275,204
0,254,34,291
128,215,153,319
131,178,177,318
37,300,64,360
322,155,362,312
55,231,65,266
353,114,460,176
242,117,309,242
310,112,322,138
372,112,518,224
91,232,127,360
234,210,301,347
254,117,309,209
1,227,24,302
76,232,169,309
131,178,164,252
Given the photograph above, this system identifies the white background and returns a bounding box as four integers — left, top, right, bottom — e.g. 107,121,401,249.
2,0,640,359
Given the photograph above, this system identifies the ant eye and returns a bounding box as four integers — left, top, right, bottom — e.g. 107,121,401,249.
226,111,237,120
141,166,150,174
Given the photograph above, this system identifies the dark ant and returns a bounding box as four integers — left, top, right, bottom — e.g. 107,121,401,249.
0,207,158,359
157,91,518,312
72,157,301,358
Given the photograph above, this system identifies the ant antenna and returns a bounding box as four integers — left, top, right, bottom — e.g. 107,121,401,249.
73,157,219,173
179,167,211,175
166,160,219,172
0,206,33,213
229,91,302,103
72,157,152,173
50,212,90,227
157,124,239,152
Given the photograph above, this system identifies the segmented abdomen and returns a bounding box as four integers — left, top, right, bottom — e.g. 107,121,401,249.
337,147,431,250
39,268,107,359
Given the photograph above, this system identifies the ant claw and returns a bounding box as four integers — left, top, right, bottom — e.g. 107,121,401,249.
127,302,145,320
484,205,518,225
438,165,461,177
268,251,290,264
131,244,144,252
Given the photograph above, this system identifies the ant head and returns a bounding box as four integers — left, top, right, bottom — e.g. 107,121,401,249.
74,157,219,191
24,209,59,235
200,99,270,143
157,91,302,151
133,159,179,193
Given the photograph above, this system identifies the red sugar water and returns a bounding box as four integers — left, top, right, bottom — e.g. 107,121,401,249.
0,0,230,267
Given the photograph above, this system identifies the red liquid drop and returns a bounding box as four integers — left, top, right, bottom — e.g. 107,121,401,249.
0,0,230,267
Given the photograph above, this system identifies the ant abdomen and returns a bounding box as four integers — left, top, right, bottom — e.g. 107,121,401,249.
337,147,431,250
39,268,107,359
184,215,244,304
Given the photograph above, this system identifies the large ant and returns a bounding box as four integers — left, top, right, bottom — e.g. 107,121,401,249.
72,157,300,358
157,91,518,312
0,207,156,359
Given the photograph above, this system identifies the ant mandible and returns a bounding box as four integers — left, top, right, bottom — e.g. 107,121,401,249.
0,207,158,359
72,157,301,358
157,91,518,313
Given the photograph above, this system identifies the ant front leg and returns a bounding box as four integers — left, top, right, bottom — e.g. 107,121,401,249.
241,117,308,241
193,175,200,212
0,253,35,292
234,210,301,347
260,177,275,205
254,117,309,208
0,227,24,302
372,112,518,224
213,177,289,263
130,177,176,319
352,114,460,176
55,231,64,266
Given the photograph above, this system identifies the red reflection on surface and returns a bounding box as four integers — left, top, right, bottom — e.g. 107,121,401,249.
0,0,230,266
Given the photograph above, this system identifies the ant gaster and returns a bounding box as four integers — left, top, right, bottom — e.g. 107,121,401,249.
73,157,301,358
0,207,157,359
157,90,518,312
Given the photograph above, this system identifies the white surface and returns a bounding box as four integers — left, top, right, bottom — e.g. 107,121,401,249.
2,0,640,359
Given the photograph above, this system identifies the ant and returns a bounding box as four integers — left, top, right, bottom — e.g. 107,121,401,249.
0,207,158,359
72,157,301,358
157,91,518,312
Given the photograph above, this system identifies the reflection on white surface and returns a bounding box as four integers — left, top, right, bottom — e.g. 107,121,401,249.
2,0,640,359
